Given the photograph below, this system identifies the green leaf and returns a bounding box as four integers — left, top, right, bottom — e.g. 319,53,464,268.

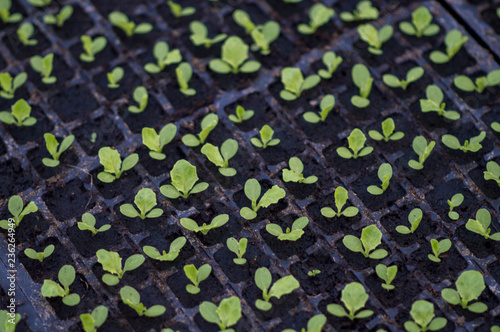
244,178,261,202
341,282,370,319
123,254,145,273
96,249,122,277
169,159,202,198
258,185,286,208
268,275,299,299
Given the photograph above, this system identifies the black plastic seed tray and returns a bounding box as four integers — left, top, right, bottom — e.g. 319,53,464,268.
0,0,499,331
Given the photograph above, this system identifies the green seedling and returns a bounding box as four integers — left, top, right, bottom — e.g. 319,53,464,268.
266,217,308,241
232,9,256,34
43,5,73,27
176,62,196,96
492,122,500,133
167,1,195,18
96,249,145,286
484,161,500,187
408,136,436,170
343,225,388,259
375,264,398,291
182,113,219,147
144,41,182,74
30,53,56,84
321,186,359,218
250,21,280,55
308,269,321,277
367,163,393,196
466,208,500,241
240,178,286,220
0,72,27,99
189,21,226,48
383,67,424,90
297,3,335,35
454,70,500,93
120,286,166,317
41,265,80,306
199,296,242,332
447,193,464,220
42,133,75,167
399,6,440,38
108,11,153,37
143,236,186,262
327,282,374,320
420,85,460,120
142,123,177,160
27,0,51,7
430,29,468,64
120,188,163,220
77,213,111,236
0,0,22,24
0,99,36,127
396,208,423,234
80,35,107,63
201,139,239,176
357,24,393,55
184,263,211,294
428,238,452,263
97,147,138,183
209,36,261,74
318,51,343,79
160,159,209,199
80,306,108,332
0,195,38,229
107,67,124,88
283,314,327,332
351,64,373,108
279,67,320,101
251,124,280,148
303,94,335,123
0,309,21,332
228,105,254,123
442,132,486,153
340,1,379,22
254,267,299,311
17,22,37,46
282,157,318,184
24,244,54,263
227,237,247,265
368,118,404,142
128,86,148,113
181,214,229,235
337,128,373,159
405,300,447,332
441,270,487,313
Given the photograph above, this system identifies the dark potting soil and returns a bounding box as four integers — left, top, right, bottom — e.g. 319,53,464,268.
93,64,141,102
72,115,125,157
468,157,500,200
424,47,477,77
323,144,378,177
43,178,95,222
6,106,54,145
49,5,94,40
164,75,215,119
351,171,406,212
0,158,35,199
92,168,143,200
27,142,80,180
119,97,168,134
48,85,99,123
138,143,185,178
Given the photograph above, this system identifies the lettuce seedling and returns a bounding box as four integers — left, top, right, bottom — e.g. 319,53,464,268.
176,62,196,96
318,51,343,79
17,22,37,46
128,86,148,113
368,118,404,142
27,0,51,7
254,267,300,311
441,270,487,313
367,163,393,196
240,178,286,220
201,139,239,176
144,41,182,74
143,236,186,262
120,286,166,317
184,263,211,294
428,238,452,263
383,66,424,90
430,29,468,64
42,133,75,167
0,99,37,127
466,208,500,241
303,94,335,123
399,6,440,38
420,85,460,120
250,22,280,55
232,9,257,34
396,208,423,234
142,123,177,160
160,159,209,199
0,72,27,99
80,35,107,63
321,186,359,218
282,157,318,184
308,269,321,277
454,70,500,93
227,237,247,265
120,188,163,220
0,0,22,24
327,282,374,320
209,36,261,74
343,225,388,259
484,161,500,187
228,105,254,123
266,216,308,241
181,214,229,235
30,53,56,84
283,314,326,332
408,136,435,170
96,249,145,286
167,1,195,18
97,147,138,183
199,296,241,332
77,212,111,236
357,24,393,55
375,264,397,291
447,193,463,220
405,300,447,332
182,113,219,147
0,309,20,332
351,64,373,108
108,11,153,37
279,67,320,101
189,21,226,48
0,195,38,229
337,128,373,159
24,244,54,263
251,124,280,149
41,265,80,306
297,3,335,35
442,131,486,153
107,67,124,88
80,306,108,332
340,1,379,22
43,5,73,27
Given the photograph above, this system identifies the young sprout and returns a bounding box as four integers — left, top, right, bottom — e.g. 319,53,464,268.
308,269,321,277
282,157,318,184
232,9,256,33
167,1,195,18
484,161,500,187
229,105,254,123
96,249,145,286
351,64,373,108
367,163,393,196
182,113,219,147
240,178,286,220
209,36,261,74
201,138,239,176
77,212,111,236
399,6,440,38
430,29,468,64
343,225,388,259
0,310,20,332
408,136,435,170
120,188,163,220
181,214,229,235
337,128,373,159
160,159,209,199
321,186,359,218
428,238,452,263
17,22,37,46
357,24,393,55
175,62,196,96
251,124,280,149
143,236,186,262
0,195,38,229
442,132,486,153
41,265,80,306
466,208,500,241
405,300,447,332
108,11,153,37
30,53,56,84
297,3,335,35
107,67,124,88
0,99,37,127
80,306,108,332
43,5,73,28
318,51,343,79
368,118,404,142
454,70,500,93
128,86,148,114
145,41,182,74
327,282,374,320
420,85,460,120
395,208,423,234
226,237,247,265
80,35,107,63
0,71,27,99
0,0,22,24
24,244,54,263
189,21,227,48
97,147,138,183
283,314,327,332
254,267,300,311
441,270,487,313
303,94,335,124
184,263,211,294
42,133,75,167
447,193,464,220
120,286,166,317
279,67,320,101
375,264,397,291
266,217,308,241
199,297,242,332
142,123,177,160
27,0,51,7
340,1,379,22
383,67,424,90
250,22,280,56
